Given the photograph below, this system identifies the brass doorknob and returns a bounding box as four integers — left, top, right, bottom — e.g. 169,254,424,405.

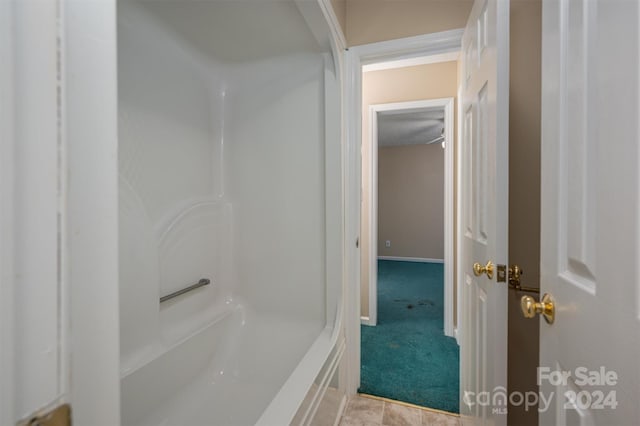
520,293,555,324
473,261,494,279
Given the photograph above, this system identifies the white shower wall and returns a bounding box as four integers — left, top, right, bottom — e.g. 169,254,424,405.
118,1,233,374
226,53,327,322
117,1,342,423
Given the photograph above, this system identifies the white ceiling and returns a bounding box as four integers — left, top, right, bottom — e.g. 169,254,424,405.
362,51,460,73
377,107,445,147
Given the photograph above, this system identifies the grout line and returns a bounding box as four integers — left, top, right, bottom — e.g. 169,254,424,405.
358,393,460,417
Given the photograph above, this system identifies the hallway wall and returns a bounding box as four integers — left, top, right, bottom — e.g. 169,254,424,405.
361,61,458,318
345,0,473,46
378,143,445,260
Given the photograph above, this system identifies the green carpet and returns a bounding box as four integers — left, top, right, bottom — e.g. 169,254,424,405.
359,260,460,413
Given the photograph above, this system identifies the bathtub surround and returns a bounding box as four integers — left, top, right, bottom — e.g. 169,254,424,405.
117,0,345,424
360,261,459,413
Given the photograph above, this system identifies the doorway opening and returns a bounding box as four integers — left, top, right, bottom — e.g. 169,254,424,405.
344,29,463,412
363,98,455,333
360,96,458,413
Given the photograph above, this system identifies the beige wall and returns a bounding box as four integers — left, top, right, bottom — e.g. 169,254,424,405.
361,61,458,318
345,0,473,46
507,1,542,425
378,144,444,259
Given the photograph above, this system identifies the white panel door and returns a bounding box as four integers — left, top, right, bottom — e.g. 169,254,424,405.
539,0,640,424
459,0,509,425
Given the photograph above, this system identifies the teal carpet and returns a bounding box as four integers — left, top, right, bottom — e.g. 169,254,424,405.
359,260,459,413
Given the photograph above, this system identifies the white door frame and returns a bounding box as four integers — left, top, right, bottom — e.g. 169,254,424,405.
64,0,121,423
345,29,463,394
0,1,16,423
1,0,120,424
2,0,67,422
365,98,455,334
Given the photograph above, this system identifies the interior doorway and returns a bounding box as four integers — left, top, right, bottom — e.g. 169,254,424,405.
344,28,464,405
359,93,459,413
362,98,455,334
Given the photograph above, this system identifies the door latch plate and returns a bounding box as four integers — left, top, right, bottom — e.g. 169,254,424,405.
496,264,507,282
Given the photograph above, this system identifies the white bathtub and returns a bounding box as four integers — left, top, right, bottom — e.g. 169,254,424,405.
121,304,344,426
117,0,344,424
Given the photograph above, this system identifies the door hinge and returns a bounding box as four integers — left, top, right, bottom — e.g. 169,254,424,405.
18,403,71,426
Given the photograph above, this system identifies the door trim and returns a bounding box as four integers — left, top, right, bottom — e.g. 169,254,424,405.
63,0,121,423
345,29,463,394
365,98,455,333
3,0,66,420
0,1,15,423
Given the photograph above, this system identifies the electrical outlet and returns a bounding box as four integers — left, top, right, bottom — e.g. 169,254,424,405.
385,240,391,248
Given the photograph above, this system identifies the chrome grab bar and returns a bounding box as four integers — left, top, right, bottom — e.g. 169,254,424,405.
160,278,211,303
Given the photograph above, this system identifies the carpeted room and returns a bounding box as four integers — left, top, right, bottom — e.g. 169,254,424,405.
360,260,459,413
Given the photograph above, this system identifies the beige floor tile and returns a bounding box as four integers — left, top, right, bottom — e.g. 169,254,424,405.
421,410,460,426
339,395,461,426
340,415,379,426
382,401,422,426
343,396,384,425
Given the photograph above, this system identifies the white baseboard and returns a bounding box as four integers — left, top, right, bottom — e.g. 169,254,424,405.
360,316,375,326
377,256,444,263
454,327,460,345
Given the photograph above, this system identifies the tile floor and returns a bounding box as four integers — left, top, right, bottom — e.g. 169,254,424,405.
339,395,460,426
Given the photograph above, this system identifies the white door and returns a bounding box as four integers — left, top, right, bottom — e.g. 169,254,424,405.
539,0,640,424
459,0,510,424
